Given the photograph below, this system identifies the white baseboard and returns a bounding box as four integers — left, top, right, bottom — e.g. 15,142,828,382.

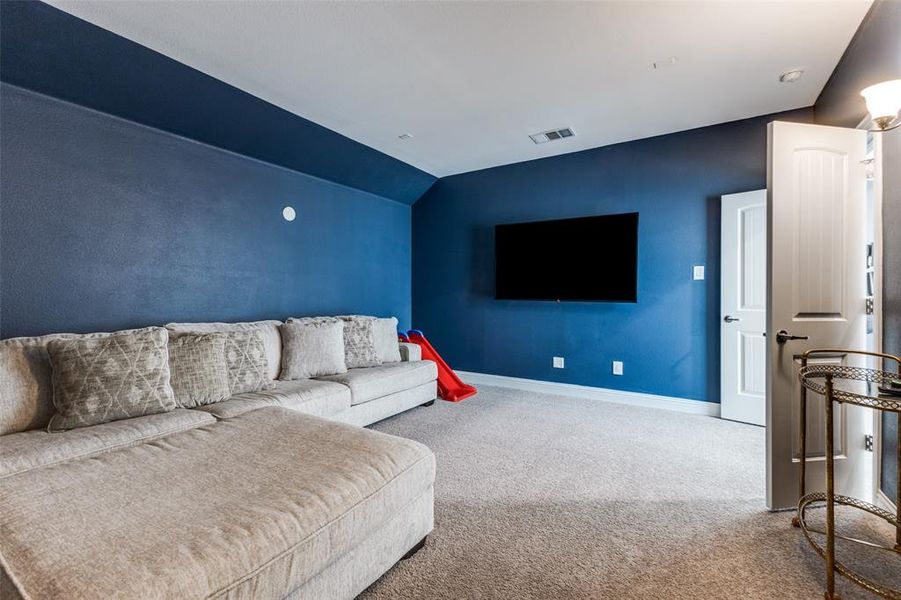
456,371,721,417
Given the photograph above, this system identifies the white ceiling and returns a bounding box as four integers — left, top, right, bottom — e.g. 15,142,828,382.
46,0,871,178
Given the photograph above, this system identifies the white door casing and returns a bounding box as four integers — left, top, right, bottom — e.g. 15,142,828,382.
721,190,767,426
766,121,870,511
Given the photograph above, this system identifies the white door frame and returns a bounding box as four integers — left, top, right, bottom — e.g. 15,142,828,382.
867,126,892,512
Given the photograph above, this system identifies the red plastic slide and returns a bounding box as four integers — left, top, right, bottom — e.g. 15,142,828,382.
404,330,477,402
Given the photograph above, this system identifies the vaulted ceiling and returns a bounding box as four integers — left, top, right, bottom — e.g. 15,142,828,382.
46,0,871,178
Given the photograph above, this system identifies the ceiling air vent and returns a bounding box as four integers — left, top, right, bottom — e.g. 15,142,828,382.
529,127,575,144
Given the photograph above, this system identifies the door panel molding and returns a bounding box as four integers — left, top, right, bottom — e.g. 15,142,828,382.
766,121,869,510
721,189,767,427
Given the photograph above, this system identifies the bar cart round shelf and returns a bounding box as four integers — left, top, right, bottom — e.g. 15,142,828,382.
795,350,901,600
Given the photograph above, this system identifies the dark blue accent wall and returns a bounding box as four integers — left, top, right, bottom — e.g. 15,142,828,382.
0,1,436,205
1,84,412,338
413,108,813,402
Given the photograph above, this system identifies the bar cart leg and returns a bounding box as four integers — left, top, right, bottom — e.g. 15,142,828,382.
793,373,808,529
896,428,900,553
824,375,841,600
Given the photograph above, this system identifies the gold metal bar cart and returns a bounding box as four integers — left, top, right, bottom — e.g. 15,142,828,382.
795,349,901,599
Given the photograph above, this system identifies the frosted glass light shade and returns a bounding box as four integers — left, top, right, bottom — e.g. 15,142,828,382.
283,206,296,221
861,79,901,128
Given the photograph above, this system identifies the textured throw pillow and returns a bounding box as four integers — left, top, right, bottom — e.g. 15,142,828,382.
372,317,401,364
279,320,347,380
223,329,274,394
336,316,380,368
287,315,380,369
168,333,231,408
46,327,176,431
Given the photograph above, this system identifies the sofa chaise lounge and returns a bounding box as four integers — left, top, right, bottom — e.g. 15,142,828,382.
0,317,438,599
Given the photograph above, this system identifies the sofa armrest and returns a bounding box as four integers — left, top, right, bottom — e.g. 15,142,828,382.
398,342,421,362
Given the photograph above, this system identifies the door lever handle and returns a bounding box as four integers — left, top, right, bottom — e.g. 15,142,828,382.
776,330,809,344
723,315,741,323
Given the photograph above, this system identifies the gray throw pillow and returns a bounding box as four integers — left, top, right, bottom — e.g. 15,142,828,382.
223,329,274,394
46,327,176,431
279,320,347,380
372,317,401,364
287,316,380,369
168,334,230,408
336,316,380,368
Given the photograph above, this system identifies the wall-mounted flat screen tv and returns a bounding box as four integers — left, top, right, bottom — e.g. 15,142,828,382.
495,212,638,302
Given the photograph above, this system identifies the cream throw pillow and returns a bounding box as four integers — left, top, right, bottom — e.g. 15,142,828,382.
372,317,401,364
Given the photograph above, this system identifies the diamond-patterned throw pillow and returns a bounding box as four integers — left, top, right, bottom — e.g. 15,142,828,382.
46,327,176,431
223,329,274,394
168,333,231,408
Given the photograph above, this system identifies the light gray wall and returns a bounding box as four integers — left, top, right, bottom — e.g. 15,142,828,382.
879,124,899,504
814,0,901,127
814,0,900,504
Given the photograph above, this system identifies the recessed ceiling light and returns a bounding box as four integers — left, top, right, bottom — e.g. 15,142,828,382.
398,133,413,140
779,69,804,83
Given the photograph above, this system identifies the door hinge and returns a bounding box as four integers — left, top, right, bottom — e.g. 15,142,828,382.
864,434,874,452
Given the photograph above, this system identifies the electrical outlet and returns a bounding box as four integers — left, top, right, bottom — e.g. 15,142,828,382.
693,265,705,280
553,356,565,369
612,361,623,375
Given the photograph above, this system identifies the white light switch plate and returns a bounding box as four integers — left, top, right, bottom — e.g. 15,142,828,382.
612,361,623,375
553,356,565,369
693,265,705,280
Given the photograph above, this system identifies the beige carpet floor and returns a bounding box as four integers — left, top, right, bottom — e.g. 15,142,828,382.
362,384,899,599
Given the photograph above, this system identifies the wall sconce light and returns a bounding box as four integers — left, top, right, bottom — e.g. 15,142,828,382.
282,206,296,222
861,79,901,132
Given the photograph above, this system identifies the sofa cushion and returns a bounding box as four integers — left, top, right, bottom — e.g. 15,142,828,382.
279,320,347,380
373,317,401,364
0,333,78,436
0,407,435,600
166,320,282,380
333,381,438,428
221,329,274,395
0,409,215,479
318,360,439,406
196,379,351,419
47,327,177,431
398,341,422,362
168,334,230,408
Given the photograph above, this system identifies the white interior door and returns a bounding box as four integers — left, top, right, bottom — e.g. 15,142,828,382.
721,190,767,426
766,121,871,511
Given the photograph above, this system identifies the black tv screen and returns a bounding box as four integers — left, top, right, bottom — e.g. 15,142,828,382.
495,212,638,302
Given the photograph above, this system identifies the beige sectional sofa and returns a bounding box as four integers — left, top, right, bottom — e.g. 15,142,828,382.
165,320,438,426
0,317,438,599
